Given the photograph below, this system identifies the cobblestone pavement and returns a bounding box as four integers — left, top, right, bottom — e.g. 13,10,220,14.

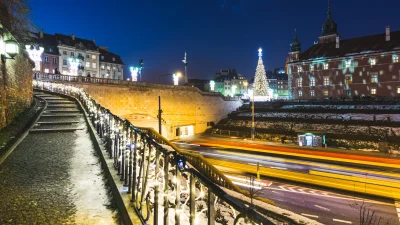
0,92,119,225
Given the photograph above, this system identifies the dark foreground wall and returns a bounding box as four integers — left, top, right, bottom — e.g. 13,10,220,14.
0,54,34,128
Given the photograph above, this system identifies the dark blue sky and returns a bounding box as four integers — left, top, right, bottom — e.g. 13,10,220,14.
31,0,400,82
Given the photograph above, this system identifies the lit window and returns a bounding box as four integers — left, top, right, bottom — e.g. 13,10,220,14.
297,79,302,87
345,60,351,68
310,90,315,96
397,87,400,94
63,51,67,55
323,90,329,96
86,54,90,58
324,63,329,70
44,68,49,73
310,77,315,87
53,57,57,64
346,89,351,96
85,62,90,67
393,55,399,63
297,66,302,73
112,57,115,62
298,90,302,97
371,88,376,95
92,63,96,68
310,65,314,72
71,52,74,56
101,65,105,70
44,56,48,62
101,56,104,60
323,77,329,86
92,55,96,59
370,58,376,65
371,74,378,83
63,59,67,66
345,75,352,84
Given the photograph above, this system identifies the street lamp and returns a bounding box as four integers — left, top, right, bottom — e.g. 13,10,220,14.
210,80,215,91
173,72,181,86
130,67,139,81
1,38,19,62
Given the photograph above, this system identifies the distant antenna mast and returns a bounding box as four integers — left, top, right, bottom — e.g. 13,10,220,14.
182,51,188,84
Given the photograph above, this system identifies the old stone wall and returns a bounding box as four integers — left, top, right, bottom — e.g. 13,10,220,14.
0,53,34,128
68,82,242,139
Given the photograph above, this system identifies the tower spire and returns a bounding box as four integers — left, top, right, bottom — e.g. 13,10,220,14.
327,0,332,18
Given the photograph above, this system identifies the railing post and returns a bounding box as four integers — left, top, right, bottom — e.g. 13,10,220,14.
175,161,181,225
189,174,196,225
120,126,126,181
207,189,215,225
154,149,161,225
163,153,169,225
131,131,138,200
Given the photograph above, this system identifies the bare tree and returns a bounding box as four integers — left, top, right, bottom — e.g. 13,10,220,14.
350,200,391,225
0,0,36,43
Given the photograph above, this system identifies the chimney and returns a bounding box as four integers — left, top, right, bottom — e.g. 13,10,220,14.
39,30,43,39
386,26,390,41
336,36,340,48
71,34,75,40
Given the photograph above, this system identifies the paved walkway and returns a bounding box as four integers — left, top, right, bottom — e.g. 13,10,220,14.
0,91,118,224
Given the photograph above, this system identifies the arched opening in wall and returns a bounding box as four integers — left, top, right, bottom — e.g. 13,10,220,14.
124,114,168,138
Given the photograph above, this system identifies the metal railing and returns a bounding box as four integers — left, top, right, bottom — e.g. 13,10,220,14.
33,72,240,101
32,80,315,225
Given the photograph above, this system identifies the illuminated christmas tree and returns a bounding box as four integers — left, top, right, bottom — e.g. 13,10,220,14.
253,48,269,96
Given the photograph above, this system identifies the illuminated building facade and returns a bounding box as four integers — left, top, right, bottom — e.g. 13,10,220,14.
99,47,124,80
29,31,123,79
288,3,400,100
212,69,248,97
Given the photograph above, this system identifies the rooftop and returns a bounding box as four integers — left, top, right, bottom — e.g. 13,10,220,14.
299,30,400,61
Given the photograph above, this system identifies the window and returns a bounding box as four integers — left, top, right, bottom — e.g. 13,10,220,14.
297,79,302,87
63,59,67,66
393,55,399,63
324,63,329,70
371,88,376,95
310,90,315,97
370,58,376,65
44,68,49,73
44,56,49,62
297,66,302,73
310,77,315,87
49,48,53,52
323,77,329,86
85,62,90,67
310,65,314,72
298,90,302,97
345,60,351,68
86,54,90,58
78,53,82,57
323,90,329,96
101,65,105,70
397,87,400,94
107,66,111,70
53,57,57,64
92,55,96,59
346,89,351,96
112,57,115,62
101,56,104,60
345,75,352,84
71,52,74,56
92,63,96,68
63,51,67,55
371,74,378,83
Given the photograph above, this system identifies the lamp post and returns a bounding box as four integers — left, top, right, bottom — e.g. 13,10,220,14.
251,87,255,140
139,59,143,82
158,72,181,135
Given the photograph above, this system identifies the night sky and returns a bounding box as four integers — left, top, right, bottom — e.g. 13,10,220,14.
31,0,400,83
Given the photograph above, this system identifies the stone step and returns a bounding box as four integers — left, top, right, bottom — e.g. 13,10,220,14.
45,110,81,113
46,101,74,104
46,105,77,108
30,127,84,133
36,121,80,125
41,114,82,117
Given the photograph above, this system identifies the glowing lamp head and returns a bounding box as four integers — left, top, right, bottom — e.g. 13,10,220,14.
5,39,19,58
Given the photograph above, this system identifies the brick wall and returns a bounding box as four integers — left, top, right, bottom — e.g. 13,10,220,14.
0,53,34,128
